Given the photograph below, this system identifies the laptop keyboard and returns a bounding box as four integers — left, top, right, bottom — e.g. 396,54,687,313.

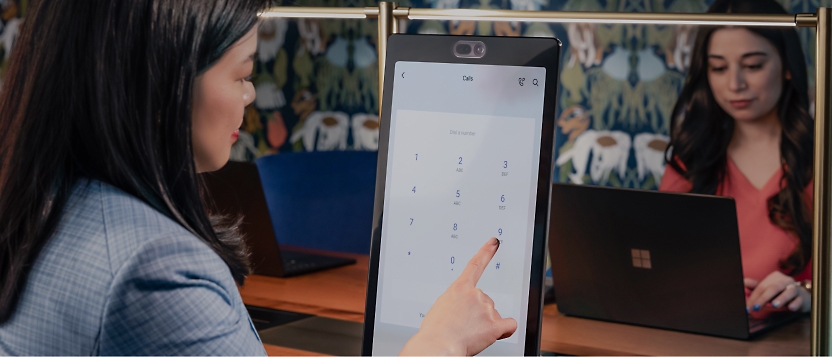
748,317,765,330
280,250,356,276
285,260,319,271
282,252,322,273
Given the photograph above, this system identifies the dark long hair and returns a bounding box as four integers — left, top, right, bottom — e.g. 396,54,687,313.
0,0,270,322
666,0,814,275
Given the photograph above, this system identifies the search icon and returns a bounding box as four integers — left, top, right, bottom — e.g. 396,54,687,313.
533,79,539,86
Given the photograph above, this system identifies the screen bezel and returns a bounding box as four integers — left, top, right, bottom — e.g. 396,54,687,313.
362,34,561,356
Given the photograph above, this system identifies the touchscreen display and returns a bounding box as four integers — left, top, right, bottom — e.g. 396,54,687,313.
372,61,546,355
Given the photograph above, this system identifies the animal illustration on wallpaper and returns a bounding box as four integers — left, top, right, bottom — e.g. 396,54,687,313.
560,25,684,136
257,18,288,63
255,82,286,110
267,112,288,150
493,21,520,37
0,17,18,60
326,36,377,69
633,132,669,184
297,19,325,56
552,0,695,188
449,20,476,35
230,130,259,162
301,12,377,114
254,17,289,111
556,130,631,185
1,0,18,16
0,0,20,49
576,39,681,179
589,131,631,184
600,47,667,85
518,0,553,35
510,0,547,12
291,111,349,152
419,0,554,37
351,114,379,151
493,0,550,37
566,23,601,69
230,105,269,161
430,0,461,9
666,25,696,72
290,88,317,151
558,105,591,143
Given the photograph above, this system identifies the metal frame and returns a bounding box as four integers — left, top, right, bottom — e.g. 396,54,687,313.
260,4,832,354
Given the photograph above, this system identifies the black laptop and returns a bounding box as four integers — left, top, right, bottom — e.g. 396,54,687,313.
202,160,355,277
548,183,803,340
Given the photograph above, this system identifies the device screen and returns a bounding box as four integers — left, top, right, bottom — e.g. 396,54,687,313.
372,61,546,355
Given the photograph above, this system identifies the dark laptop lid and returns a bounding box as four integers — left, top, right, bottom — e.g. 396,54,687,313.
203,161,357,278
202,161,286,277
548,183,750,339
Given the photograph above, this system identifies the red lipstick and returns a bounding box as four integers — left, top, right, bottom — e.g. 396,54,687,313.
729,99,753,109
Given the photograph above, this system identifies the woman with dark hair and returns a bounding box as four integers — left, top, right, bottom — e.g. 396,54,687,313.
0,1,514,355
661,0,814,313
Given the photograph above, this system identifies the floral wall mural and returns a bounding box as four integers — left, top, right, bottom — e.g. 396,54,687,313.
232,0,396,161
234,0,830,189
0,0,828,190
235,0,830,190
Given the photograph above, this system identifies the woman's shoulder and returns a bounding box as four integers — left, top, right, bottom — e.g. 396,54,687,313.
90,180,209,262
658,160,692,193
62,179,193,236
87,181,265,355
59,179,220,270
0,180,262,355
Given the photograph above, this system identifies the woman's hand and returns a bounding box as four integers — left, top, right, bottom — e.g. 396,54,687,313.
745,271,810,313
399,238,517,356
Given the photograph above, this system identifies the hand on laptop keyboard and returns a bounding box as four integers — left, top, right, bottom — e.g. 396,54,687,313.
745,272,810,313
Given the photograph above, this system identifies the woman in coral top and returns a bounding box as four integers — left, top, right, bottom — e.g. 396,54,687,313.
661,0,814,313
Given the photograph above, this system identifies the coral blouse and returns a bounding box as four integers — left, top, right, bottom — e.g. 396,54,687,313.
659,159,812,282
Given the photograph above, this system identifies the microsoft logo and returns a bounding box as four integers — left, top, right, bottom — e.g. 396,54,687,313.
631,249,652,269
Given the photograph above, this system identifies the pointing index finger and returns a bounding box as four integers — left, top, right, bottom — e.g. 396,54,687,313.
458,238,500,286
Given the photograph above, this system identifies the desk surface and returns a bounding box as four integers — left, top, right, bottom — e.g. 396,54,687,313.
239,249,809,356
241,249,368,323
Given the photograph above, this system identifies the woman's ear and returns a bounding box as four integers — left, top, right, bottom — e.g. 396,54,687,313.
785,70,792,80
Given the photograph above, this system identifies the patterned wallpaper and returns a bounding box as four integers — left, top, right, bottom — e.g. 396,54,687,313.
0,0,828,190
237,0,830,190
0,0,24,88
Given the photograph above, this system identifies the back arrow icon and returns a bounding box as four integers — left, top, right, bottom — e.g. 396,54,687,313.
402,72,405,78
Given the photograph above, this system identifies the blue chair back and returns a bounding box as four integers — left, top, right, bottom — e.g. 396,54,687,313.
256,151,378,254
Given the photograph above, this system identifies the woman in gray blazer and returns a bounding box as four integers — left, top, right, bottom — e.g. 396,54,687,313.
0,0,515,355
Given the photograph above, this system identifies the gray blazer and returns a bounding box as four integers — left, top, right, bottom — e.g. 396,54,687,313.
0,180,266,355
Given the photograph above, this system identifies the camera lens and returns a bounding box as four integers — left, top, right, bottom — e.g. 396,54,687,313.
455,43,472,55
473,43,485,56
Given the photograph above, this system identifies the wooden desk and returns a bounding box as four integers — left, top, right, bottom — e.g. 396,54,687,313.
539,304,808,355
239,250,810,356
241,250,368,323
263,344,326,356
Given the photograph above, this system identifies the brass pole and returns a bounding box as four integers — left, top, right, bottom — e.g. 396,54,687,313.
377,2,397,116
405,8,795,25
261,6,800,27
259,6,370,18
814,8,832,356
